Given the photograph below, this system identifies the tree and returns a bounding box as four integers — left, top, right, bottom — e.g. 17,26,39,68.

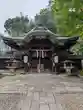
4,13,35,37
51,0,83,55
52,0,83,36
35,7,56,33
4,4,57,37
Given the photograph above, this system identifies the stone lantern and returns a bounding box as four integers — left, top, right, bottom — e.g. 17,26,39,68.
63,60,74,75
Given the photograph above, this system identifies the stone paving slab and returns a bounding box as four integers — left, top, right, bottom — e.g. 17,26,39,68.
0,74,83,109
31,101,40,110
66,87,83,93
54,94,83,110
0,93,26,110
55,87,67,94
49,104,57,110
40,104,49,110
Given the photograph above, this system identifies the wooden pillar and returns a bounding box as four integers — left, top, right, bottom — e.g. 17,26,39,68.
38,57,41,73
81,60,83,69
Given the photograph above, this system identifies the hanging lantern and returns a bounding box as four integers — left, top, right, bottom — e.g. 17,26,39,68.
54,56,58,63
24,55,28,63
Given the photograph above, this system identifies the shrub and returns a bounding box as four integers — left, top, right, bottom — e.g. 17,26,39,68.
80,70,83,76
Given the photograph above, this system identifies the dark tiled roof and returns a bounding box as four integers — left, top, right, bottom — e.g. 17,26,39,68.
2,26,79,50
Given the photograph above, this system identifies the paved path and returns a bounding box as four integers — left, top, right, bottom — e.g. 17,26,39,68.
0,73,83,110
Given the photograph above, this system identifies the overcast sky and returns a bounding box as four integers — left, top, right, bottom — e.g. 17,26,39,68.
0,0,49,34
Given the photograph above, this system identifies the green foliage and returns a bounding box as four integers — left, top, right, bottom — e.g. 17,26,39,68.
80,69,83,76
35,7,56,33
71,43,81,55
71,40,83,55
4,13,35,37
4,8,57,36
51,0,83,54
52,0,83,36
